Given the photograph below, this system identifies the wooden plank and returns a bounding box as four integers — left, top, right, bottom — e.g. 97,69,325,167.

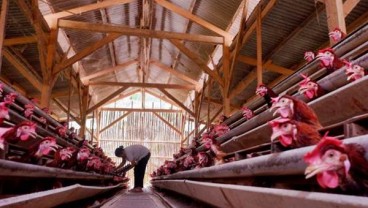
46,21,58,78
58,20,224,44
155,0,233,45
324,0,346,44
53,33,122,75
343,0,360,17
159,88,195,117
256,9,263,85
81,60,136,82
223,45,231,116
0,0,8,71
103,89,141,106
144,89,182,109
3,36,37,46
44,0,134,23
2,48,42,91
87,87,128,114
153,112,181,134
151,60,200,87
237,55,293,75
100,111,131,133
88,81,196,90
170,39,224,87
101,108,182,112
79,86,89,137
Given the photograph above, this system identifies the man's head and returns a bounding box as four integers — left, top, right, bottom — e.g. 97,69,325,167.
115,145,124,157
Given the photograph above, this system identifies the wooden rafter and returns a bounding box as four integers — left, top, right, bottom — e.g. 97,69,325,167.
158,88,195,117
88,81,197,90
58,20,224,44
152,112,181,134
237,55,293,75
3,36,37,46
0,0,8,71
87,86,129,114
53,33,122,76
222,45,231,116
343,0,360,16
103,89,141,106
144,89,181,109
256,9,263,85
81,60,136,82
155,0,233,45
2,48,42,91
44,0,134,23
45,20,58,79
100,111,131,133
170,39,224,87
101,108,182,112
150,59,200,87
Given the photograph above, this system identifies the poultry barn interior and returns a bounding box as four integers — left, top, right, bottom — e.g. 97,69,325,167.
0,0,367,207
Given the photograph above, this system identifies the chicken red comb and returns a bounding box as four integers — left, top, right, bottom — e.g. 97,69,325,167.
299,74,311,86
304,136,344,164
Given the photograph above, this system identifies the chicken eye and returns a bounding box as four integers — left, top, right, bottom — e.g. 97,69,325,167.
326,52,331,55
328,152,334,157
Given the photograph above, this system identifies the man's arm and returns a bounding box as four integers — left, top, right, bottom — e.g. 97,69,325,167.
116,158,126,171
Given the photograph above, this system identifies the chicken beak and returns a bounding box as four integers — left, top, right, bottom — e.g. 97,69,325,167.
49,144,59,152
298,86,308,94
305,164,327,179
269,103,281,116
270,131,283,141
30,132,37,138
0,142,4,150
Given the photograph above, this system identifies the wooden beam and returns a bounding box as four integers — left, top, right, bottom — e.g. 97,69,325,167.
53,33,122,75
44,0,134,23
101,108,182,112
256,9,263,85
100,111,131,133
87,86,128,114
324,0,346,44
81,60,136,82
58,20,224,44
2,48,42,91
144,89,182,108
104,89,141,106
237,55,293,75
88,81,196,90
229,70,256,99
150,60,200,87
152,112,181,134
159,88,195,117
170,39,224,87
3,36,37,46
0,0,8,71
241,0,277,46
0,75,27,95
46,20,58,79
79,86,89,137
155,0,233,45
343,0,360,17
223,45,231,116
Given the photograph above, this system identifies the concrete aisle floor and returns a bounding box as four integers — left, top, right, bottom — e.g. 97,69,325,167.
101,188,169,208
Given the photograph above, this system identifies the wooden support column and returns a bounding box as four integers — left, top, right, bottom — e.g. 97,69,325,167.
207,79,212,130
96,110,101,146
79,86,90,137
194,91,199,137
256,9,263,85
323,0,346,44
0,0,8,71
223,45,231,116
40,79,54,108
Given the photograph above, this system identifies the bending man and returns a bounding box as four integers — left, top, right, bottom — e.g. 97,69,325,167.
115,144,151,192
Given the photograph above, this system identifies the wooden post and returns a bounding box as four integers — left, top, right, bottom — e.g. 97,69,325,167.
223,45,231,117
194,91,199,137
256,9,263,85
96,109,101,146
40,81,52,108
323,0,346,45
207,79,212,130
79,86,89,137
0,0,9,71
